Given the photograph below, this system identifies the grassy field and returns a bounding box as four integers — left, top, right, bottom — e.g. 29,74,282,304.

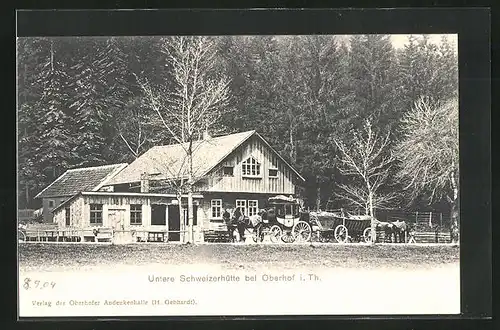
18,242,459,272
19,243,461,315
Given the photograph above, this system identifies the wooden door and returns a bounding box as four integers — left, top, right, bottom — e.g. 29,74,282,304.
151,204,167,226
284,204,294,227
168,205,180,241
108,209,125,230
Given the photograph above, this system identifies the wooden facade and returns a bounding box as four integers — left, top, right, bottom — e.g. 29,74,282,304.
45,131,304,243
52,192,204,243
197,135,298,195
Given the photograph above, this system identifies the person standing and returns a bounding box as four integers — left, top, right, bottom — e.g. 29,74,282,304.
223,208,234,242
233,207,245,242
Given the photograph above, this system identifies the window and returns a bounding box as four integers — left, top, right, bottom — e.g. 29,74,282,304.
222,166,234,176
242,157,261,177
48,200,54,208
89,204,103,226
130,204,142,225
248,200,259,217
65,207,71,226
211,199,222,219
236,200,247,216
269,168,278,177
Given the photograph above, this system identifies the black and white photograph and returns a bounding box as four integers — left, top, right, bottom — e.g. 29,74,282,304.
17,31,461,316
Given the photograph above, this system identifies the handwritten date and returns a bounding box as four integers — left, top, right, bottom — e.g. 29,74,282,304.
23,278,56,290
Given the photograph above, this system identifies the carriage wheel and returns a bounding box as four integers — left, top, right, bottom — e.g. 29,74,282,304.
363,227,372,243
269,225,282,243
18,230,26,242
281,231,295,243
334,225,348,243
292,221,312,243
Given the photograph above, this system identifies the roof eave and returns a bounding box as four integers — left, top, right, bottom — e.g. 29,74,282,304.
93,163,129,191
51,192,81,213
196,130,256,180
34,171,69,199
254,132,306,182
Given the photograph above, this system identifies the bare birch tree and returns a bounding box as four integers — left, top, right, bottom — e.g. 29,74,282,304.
333,119,397,243
396,96,459,242
134,36,231,243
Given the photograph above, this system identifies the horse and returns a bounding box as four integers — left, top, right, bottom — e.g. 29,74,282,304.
391,220,409,243
374,219,396,242
229,209,266,243
375,220,409,243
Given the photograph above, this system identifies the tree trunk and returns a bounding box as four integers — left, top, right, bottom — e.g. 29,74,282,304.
289,124,295,163
177,195,184,243
25,183,29,208
450,169,459,243
187,187,194,243
50,39,54,71
187,144,194,243
369,191,376,244
316,177,321,211
450,190,459,243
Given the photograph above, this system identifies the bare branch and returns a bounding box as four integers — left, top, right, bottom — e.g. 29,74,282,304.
395,96,459,204
334,119,397,216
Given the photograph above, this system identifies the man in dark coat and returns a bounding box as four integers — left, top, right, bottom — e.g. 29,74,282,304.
233,208,246,242
223,209,234,242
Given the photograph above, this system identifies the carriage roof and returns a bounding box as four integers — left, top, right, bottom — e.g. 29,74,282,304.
268,195,300,205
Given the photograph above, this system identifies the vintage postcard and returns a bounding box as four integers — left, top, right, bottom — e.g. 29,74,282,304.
17,32,460,317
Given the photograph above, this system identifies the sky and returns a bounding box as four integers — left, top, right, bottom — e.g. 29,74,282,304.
390,34,458,51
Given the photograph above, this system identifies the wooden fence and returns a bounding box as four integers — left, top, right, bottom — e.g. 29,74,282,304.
19,225,194,244
18,209,36,222
375,210,452,243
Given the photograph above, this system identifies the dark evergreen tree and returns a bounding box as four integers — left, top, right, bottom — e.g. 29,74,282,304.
348,35,401,130
31,39,76,182
68,37,131,167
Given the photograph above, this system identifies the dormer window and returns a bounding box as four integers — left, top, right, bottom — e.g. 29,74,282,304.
242,157,261,178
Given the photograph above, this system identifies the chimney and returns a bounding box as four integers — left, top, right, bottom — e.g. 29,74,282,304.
203,129,211,140
140,172,150,193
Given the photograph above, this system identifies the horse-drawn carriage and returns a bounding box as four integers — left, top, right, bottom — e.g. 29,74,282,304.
226,195,313,244
263,195,312,243
226,196,410,244
309,209,373,243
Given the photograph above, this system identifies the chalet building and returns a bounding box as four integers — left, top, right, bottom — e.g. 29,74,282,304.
34,163,128,223
51,191,204,243
49,130,305,243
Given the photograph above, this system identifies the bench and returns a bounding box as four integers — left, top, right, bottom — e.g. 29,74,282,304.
95,228,113,242
25,224,59,241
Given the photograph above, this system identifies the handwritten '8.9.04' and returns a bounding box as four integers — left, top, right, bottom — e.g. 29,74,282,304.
23,278,56,290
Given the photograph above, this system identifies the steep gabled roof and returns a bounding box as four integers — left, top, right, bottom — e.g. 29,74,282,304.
34,163,128,199
107,130,305,185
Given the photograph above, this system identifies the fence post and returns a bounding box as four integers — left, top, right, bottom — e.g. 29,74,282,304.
415,212,418,226
429,211,433,228
440,213,443,227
